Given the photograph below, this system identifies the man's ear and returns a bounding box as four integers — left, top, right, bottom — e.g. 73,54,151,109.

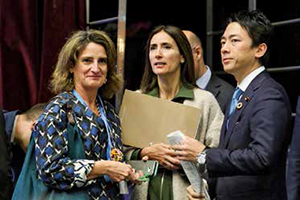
30,120,36,131
193,46,202,59
255,43,267,59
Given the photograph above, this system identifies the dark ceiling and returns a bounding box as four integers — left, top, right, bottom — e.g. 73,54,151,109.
90,0,300,109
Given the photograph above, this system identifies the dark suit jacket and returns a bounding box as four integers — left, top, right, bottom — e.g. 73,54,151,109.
206,71,291,200
205,74,235,114
0,108,13,200
4,110,24,186
287,96,300,200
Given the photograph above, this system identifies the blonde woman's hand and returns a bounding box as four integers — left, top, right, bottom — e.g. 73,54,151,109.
104,161,136,182
87,160,136,182
128,169,144,185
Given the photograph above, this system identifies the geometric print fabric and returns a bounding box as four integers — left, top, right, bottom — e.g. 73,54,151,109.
34,91,124,200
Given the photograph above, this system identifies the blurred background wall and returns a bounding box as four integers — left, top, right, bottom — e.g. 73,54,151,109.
1,0,299,115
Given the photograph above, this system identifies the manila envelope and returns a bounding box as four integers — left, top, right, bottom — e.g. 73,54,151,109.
119,89,201,148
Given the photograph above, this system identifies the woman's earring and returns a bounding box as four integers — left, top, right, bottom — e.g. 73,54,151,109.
104,78,107,84
180,58,185,63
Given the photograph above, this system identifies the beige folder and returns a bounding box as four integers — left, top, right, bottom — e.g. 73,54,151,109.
119,89,201,148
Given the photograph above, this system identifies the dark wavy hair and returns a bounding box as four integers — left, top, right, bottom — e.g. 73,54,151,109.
140,25,195,93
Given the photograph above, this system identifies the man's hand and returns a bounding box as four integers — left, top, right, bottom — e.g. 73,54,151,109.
187,185,206,200
172,136,206,162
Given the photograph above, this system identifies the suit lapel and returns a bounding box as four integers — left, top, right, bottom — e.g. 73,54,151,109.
222,71,270,147
206,75,221,98
223,89,254,147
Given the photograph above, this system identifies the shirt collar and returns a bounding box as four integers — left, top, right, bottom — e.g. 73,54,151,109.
238,66,265,92
196,65,212,89
11,115,19,143
147,84,194,101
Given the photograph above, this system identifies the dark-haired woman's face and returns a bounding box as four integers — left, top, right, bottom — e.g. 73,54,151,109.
70,42,108,93
149,31,184,77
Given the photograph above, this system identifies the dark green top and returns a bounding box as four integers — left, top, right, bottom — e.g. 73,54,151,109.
131,85,194,200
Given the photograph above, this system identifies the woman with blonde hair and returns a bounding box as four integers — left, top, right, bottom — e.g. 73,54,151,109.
28,29,139,200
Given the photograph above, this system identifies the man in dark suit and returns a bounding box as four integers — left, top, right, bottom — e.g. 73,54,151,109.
0,108,14,200
183,30,234,113
1,103,45,188
287,96,300,200
176,10,291,200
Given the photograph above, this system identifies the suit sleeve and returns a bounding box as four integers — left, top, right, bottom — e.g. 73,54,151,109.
206,85,291,177
3,110,20,141
286,96,300,200
0,109,13,200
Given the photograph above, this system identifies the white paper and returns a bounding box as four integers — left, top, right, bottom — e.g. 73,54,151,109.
167,130,210,200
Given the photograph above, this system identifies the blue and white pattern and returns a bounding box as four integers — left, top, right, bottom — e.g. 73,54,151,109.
34,91,123,200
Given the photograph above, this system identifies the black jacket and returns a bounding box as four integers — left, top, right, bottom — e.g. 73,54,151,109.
0,108,13,200
205,74,235,114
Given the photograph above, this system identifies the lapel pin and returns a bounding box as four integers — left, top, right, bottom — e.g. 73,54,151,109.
236,102,243,110
244,96,250,102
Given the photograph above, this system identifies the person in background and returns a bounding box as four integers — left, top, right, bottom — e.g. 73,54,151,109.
4,103,46,186
32,29,141,199
126,25,223,200
0,108,13,200
183,30,234,114
180,10,291,200
286,96,300,200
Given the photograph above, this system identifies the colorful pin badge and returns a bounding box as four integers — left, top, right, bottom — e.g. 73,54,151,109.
110,148,123,162
236,102,243,110
244,96,250,102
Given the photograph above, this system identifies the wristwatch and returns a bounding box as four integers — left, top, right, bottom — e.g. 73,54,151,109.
197,149,207,165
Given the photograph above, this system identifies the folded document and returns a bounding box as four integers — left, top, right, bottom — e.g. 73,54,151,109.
167,130,210,200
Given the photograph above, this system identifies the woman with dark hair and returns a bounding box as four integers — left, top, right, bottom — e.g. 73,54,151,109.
126,25,223,200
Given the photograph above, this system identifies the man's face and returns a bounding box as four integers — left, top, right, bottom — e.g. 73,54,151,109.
220,22,258,80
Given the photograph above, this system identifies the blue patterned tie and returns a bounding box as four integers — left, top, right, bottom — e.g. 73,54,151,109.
229,87,243,117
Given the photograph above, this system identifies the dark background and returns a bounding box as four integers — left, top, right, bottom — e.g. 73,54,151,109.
1,0,299,113
90,0,300,112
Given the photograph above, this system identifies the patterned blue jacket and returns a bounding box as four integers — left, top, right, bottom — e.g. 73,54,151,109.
34,91,123,200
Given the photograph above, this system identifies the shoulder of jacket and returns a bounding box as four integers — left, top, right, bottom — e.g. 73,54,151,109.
183,88,213,107
46,91,75,110
193,88,215,99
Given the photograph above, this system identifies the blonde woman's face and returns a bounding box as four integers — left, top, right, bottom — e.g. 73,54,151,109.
70,42,108,92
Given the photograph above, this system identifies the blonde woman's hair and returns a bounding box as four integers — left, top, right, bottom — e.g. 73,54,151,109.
50,29,122,99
